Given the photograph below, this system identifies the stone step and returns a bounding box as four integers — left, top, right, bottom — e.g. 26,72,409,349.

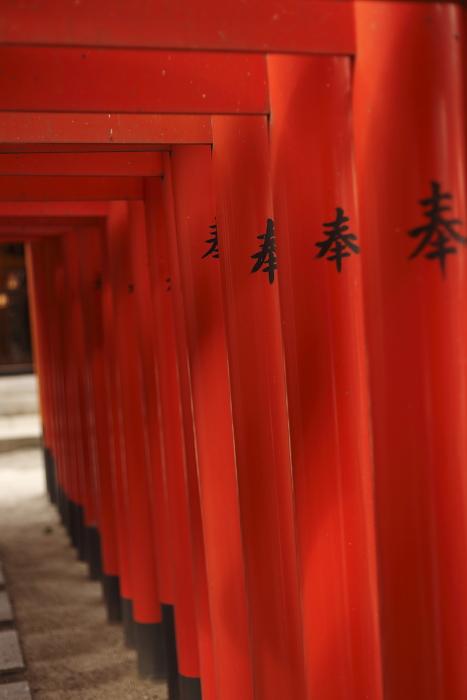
0,376,39,417
0,631,24,675
0,593,13,625
0,682,32,700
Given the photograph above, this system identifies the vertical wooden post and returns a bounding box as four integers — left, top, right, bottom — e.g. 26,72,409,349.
26,240,57,504
77,225,121,619
106,201,164,679
267,53,383,700
211,115,307,700
170,144,253,700
354,4,467,698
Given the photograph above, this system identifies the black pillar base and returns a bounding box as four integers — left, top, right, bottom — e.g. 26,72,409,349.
65,496,73,539
102,574,121,622
43,446,57,504
57,485,68,528
76,505,86,562
49,453,57,504
135,621,166,680
85,526,102,581
162,603,180,700
68,499,79,548
121,597,136,649
179,675,202,700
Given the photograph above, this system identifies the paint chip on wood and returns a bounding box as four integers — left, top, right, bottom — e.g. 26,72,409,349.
0,592,13,623
0,631,24,673
0,682,31,699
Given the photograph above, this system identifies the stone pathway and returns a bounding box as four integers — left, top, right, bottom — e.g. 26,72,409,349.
0,376,41,454
0,563,31,700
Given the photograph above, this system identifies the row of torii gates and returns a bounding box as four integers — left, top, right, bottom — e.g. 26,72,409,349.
1,2,466,699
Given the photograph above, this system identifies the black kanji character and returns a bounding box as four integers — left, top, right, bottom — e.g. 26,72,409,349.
315,207,360,273
408,181,466,278
251,218,277,284
202,219,219,259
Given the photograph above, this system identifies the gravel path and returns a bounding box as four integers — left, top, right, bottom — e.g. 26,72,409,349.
0,448,168,700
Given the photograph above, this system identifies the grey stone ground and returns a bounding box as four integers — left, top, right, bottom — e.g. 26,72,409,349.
0,376,41,453
0,376,168,699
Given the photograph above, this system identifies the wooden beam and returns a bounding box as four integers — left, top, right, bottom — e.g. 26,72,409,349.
0,0,355,55
0,47,269,114
0,114,212,145
0,177,144,201
0,152,163,177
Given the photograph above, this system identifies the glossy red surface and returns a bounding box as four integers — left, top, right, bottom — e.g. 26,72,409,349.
146,162,200,678
268,54,383,699
127,200,173,604
354,3,467,697
77,226,119,576
55,239,81,508
106,201,160,623
0,152,164,177
61,231,97,527
26,242,56,465
0,113,212,145
45,238,72,505
211,115,307,700
0,47,269,115
170,144,253,700
0,177,144,202
163,156,216,696
98,218,133,601
0,0,355,54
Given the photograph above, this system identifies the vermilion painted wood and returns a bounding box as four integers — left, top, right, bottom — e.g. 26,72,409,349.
34,240,61,481
0,47,269,115
24,244,46,439
126,200,172,604
0,0,355,54
0,234,49,242
144,177,205,684
98,216,133,604
267,54,383,700
354,4,467,698
0,203,108,216
0,153,164,177
0,177,144,201
210,115,307,700
140,182,174,613
25,242,56,467
170,145,253,700
0,145,171,154
77,226,120,578
61,231,98,531
56,237,82,516
0,114,212,145
106,200,161,625
62,233,91,543
45,238,72,514
161,157,214,697
0,216,101,229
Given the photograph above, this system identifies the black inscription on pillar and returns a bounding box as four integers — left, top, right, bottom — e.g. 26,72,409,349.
315,207,360,273
128,284,134,293
251,218,277,284
165,278,171,291
94,274,102,290
202,219,219,259
408,181,466,278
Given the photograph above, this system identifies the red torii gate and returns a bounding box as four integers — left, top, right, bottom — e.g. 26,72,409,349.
1,3,466,700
